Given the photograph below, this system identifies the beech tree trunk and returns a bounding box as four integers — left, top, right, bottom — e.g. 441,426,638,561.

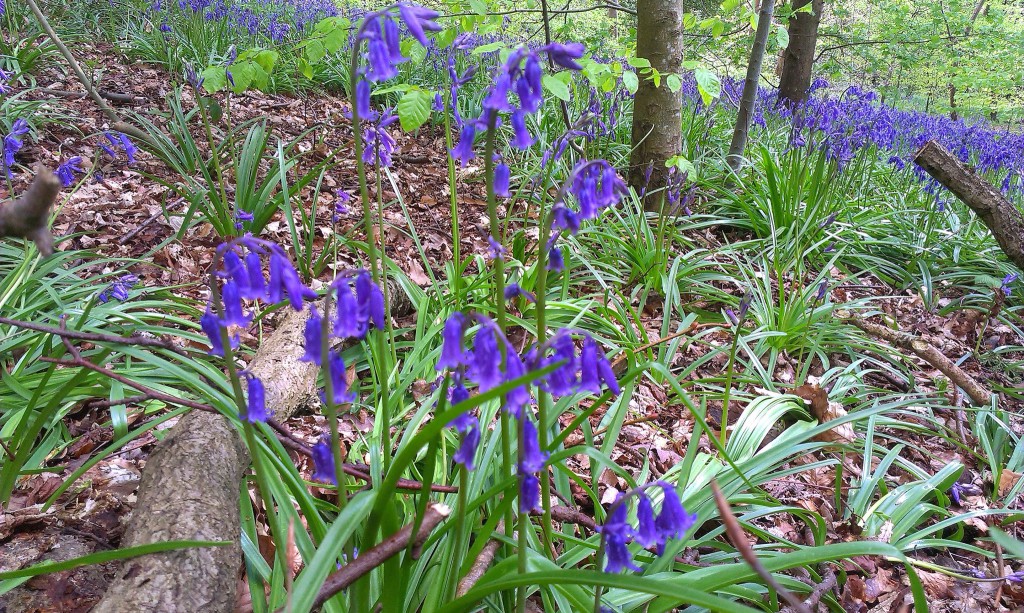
913,140,1024,272
777,0,824,106
727,0,776,170
628,0,683,212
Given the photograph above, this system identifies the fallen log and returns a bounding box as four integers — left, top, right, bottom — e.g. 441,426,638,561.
913,139,1024,271
93,288,416,612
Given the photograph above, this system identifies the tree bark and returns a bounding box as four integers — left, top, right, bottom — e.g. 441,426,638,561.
628,0,683,212
0,166,60,257
913,139,1024,272
777,0,824,106
727,0,776,170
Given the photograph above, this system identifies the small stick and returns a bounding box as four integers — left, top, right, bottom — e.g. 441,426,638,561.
305,503,450,610
118,199,185,245
24,0,121,125
711,480,810,613
35,88,137,104
846,316,992,405
457,521,506,597
0,315,187,356
780,564,837,613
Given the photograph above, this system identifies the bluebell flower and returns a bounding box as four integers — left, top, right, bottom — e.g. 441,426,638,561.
244,252,267,300
355,79,376,121
321,350,356,405
3,118,29,177
397,3,441,47
200,304,228,356
1001,273,1018,297
437,312,467,370
450,412,480,470
450,123,476,165
98,274,139,303
300,305,323,365
551,205,580,234
519,472,540,513
519,418,548,473
55,156,84,187
504,283,535,302
579,335,619,395
495,162,511,197
816,280,828,302
234,209,254,230
334,279,362,338
653,481,696,542
541,42,585,71
222,251,250,295
547,245,564,272
354,270,386,331
510,110,534,149
599,503,641,573
467,324,503,392
540,333,580,395
633,494,659,548
220,280,252,335
268,250,316,310
311,435,336,484
363,108,398,167
487,236,506,260
503,349,533,418
1005,570,1024,583
244,374,270,423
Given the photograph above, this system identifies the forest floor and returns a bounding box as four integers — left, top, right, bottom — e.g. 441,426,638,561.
2,43,1024,613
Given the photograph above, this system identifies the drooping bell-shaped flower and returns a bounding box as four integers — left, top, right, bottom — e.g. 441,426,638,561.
634,494,659,548
321,350,356,405
599,503,641,573
244,374,270,423
654,482,696,542
467,324,503,392
300,305,323,365
311,435,336,484
437,312,467,370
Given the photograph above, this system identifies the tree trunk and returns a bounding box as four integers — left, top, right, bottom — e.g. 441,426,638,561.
913,140,1024,272
628,0,683,212
727,0,776,170
777,0,824,106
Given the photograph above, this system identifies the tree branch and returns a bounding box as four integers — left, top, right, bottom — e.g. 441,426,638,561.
0,166,60,256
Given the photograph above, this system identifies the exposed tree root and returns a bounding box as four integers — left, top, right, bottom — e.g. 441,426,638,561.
0,167,60,256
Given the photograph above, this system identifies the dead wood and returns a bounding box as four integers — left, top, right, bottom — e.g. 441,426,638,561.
456,520,506,597
913,140,1024,271
307,503,450,610
0,167,60,256
846,316,992,406
36,88,137,104
93,295,417,611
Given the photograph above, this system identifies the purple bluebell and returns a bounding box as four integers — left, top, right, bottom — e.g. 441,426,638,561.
510,111,534,149
1001,273,1018,297
321,350,356,405
98,274,139,303
55,156,84,187
220,280,252,330
551,205,580,234
363,109,398,167
541,333,580,395
487,236,506,260
653,482,696,542
541,42,585,71
579,335,620,395
334,280,361,338
467,324,503,392
201,304,227,356
1005,570,1024,583
495,162,511,197
244,252,267,300
268,251,316,310
222,251,250,294
3,118,29,176
311,435,336,484
300,305,323,365
234,209,253,230
503,349,533,418
450,412,480,470
547,245,564,272
634,494,659,548
450,123,476,165
519,473,540,513
244,374,270,423
816,280,828,302
397,3,441,47
519,418,548,473
599,503,641,573
437,312,467,370
354,270,386,331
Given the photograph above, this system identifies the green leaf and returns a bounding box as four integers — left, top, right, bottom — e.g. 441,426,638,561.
397,89,432,131
402,39,428,65
435,27,458,50
472,41,504,55
721,0,741,11
622,70,639,94
628,56,651,69
666,73,682,93
694,66,721,105
201,66,227,93
666,154,696,178
776,24,790,49
542,73,571,102
468,0,487,16
253,50,278,74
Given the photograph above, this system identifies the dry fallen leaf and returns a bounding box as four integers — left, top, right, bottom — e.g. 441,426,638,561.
792,384,857,444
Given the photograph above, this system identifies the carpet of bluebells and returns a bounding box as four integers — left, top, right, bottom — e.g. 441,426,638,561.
2,0,1024,610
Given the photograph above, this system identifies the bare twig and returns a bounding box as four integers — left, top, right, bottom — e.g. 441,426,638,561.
457,521,506,597
0,166,60,256
24,0,121,124
304,503,450,610
780,564,837,613
0,315,188,356
711,480,810,613
35,88,137,104
846,315,992,405
118,199,185,244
